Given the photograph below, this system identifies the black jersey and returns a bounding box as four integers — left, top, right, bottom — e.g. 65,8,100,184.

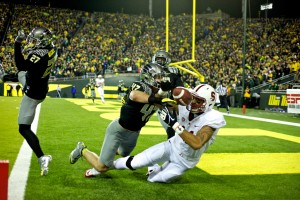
14,42,57,100
118,83,127,94
119,81,158,131
90,83,96,90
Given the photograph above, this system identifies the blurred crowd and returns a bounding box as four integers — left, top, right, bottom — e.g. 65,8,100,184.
0,3,299,90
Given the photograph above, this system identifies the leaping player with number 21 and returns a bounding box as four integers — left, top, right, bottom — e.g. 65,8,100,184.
114,84,226,183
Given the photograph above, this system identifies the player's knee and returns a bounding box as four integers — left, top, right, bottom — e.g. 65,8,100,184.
94,161,110,173
117,147,134,157
19,124,31,136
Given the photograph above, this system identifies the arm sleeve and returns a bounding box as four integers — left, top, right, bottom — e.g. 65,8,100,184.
14,42,27,71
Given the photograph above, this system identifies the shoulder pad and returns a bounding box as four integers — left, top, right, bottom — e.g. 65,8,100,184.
166,67,180,74
130,81,152,95
30,49,49,57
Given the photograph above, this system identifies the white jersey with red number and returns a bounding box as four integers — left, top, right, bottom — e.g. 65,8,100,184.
169,105,226,168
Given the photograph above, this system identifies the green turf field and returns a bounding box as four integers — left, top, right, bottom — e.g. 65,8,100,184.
0,96,300,200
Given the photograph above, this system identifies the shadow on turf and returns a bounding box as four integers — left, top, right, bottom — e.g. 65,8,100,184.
89,167,214,184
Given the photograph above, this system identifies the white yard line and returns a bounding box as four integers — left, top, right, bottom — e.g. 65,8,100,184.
223,113,300,127
8,104,41,200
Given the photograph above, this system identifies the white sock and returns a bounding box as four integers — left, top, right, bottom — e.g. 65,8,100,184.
114,156,130,169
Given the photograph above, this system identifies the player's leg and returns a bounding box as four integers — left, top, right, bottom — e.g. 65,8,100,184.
18,95,51,175
18,95,44,158
117,129,139,157
92,91,95,103
224,96,230,113
147,161,186,183
99,88,105,103
83,119,128,177
114,140,170,170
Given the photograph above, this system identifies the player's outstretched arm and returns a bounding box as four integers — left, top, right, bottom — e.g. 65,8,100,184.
179,125,215,150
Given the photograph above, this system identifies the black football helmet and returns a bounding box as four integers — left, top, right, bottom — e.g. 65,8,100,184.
26,27,54,49
152,50,171,67
140,63,164,88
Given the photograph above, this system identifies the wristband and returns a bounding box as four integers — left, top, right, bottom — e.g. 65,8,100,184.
172,122,184,135
148,94,162,104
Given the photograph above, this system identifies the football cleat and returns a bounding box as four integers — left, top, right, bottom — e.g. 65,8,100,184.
69,142,87,164
85,168,101,178
38,155,52,176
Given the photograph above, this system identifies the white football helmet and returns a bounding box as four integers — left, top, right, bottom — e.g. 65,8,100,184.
98,75,102,78
189,84,216,113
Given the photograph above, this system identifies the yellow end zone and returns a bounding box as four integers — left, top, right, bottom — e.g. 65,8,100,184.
66,99,300,175
198,153,300,175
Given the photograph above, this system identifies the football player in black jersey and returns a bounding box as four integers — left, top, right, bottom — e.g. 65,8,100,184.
69,63,167,177
152,50,184,139
15,27,57,176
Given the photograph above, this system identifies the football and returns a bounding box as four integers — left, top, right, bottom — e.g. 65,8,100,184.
172,87,193,106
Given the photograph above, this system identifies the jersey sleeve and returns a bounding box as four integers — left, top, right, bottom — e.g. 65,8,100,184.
203,110,226,129
128,81,151,94
14,42,29,71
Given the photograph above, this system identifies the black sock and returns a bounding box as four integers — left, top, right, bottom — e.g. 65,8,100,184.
19,124,44,158
125,156,135,170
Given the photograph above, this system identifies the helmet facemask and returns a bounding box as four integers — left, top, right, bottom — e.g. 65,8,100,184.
152,50,171,67
189,95,206,114
155,57,167,66
188,84,216,114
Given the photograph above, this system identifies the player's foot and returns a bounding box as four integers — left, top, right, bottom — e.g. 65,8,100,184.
70,142,87,164
85,168,101,178
38,155,52,176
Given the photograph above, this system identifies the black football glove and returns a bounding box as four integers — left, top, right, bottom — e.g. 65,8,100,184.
15,30,26,43
160,77,173,91
158,106,177,127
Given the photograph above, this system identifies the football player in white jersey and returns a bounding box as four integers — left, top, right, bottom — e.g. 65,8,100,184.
114,84,226,183
95,75,105,104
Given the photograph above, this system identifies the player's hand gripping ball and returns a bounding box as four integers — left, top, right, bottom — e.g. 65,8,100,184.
172,87,192,106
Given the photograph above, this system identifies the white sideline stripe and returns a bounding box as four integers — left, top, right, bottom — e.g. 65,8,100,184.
8,104,41,200
223,113,300,127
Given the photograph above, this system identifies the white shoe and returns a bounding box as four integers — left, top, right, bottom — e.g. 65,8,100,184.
85,168,101,178
38,155,52,176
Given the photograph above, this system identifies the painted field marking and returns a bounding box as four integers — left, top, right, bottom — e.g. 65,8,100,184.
65,100,300,175
198,153,300,175
219,128,300,144
8,104,41,200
